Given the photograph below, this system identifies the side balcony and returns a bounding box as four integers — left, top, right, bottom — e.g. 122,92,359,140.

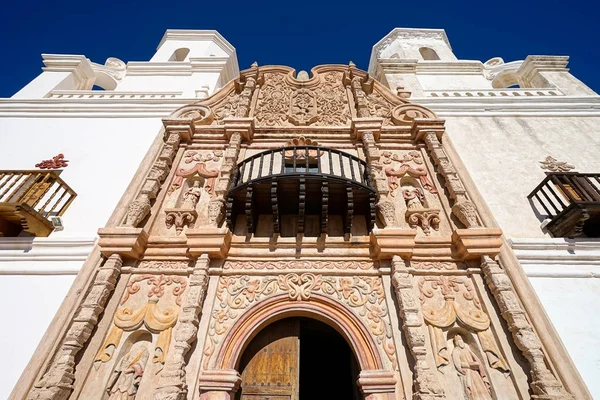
0,170,76,237
528,172,600,238
226,146,376,237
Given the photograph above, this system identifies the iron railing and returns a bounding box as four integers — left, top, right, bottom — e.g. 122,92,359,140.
230,146,373,191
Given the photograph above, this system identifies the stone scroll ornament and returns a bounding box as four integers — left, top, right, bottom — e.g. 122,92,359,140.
155,255,210,400
385,164,438,195
27,255,123,400
480,256,574,399
94,274,187,373
35,154,69,169
390,256,445,400
418,275,510,376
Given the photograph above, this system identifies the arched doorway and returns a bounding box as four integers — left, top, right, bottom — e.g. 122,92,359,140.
235,317,363,400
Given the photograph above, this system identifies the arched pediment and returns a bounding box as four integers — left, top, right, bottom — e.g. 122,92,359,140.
167,63,437,129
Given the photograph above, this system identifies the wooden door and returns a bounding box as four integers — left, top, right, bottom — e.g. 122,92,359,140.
237,319,300,400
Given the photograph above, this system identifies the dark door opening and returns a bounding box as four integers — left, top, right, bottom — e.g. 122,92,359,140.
236,317,362,400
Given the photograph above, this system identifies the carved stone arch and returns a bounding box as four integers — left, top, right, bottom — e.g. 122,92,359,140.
216,293,384,371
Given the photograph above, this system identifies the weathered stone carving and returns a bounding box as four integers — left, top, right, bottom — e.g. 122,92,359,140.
124,132,180,227
289,88,318,125
386,164,438,195
203,274,396,370
390,256,445,399
452,200,480,228
391,104,435,126
422,131,482,228
314,71,350,125
481,256,574,399
165,210,197,235
105,341,150,400
94,274,186,372
255,72,292,126
418,276,509,375
539,156,575,172
27,254,123,400
451,334,492,400
407,208,440,236
381,150,423,165
377,199,397,227
155,255,210,400
222,260,374,270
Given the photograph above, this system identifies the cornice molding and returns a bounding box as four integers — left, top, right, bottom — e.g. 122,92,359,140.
0,236,96,264
510,238,600,277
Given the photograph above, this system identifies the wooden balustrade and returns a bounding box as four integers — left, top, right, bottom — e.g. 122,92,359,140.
0,170,76,237
528,172,600,237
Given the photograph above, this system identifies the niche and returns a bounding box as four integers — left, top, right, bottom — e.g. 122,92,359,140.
169,48,190,62
419,47,441,61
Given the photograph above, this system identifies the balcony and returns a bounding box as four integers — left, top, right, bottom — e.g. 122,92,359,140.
0,170,77,237
528,173,600,237
226,146,376,236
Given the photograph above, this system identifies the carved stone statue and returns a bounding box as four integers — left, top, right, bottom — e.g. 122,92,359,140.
181,180,203,209
452,334,492,400
402,187,425,210
105,342,150,400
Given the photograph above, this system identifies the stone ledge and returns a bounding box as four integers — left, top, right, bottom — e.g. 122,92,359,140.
186,227,232,258
452,228,503,260
370,228,417,259
97,227,148,260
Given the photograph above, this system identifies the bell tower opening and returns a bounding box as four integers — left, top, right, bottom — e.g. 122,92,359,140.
236,317,362,400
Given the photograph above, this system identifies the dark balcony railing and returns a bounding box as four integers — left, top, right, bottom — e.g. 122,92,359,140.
230,146,373,191
528,172,600,237
227,146,376,236
0,170,77,237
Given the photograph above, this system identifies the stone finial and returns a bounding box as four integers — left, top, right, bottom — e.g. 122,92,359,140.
297,70,309,81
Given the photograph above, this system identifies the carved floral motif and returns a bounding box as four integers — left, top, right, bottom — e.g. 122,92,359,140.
314,71,350,125
35,154,69,169
539,156,575,172
203,274,396,370
255,73,292,127
222,260,374,270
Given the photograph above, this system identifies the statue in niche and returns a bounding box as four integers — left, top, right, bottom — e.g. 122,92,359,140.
181,180,203,209
451,334,492,400
402,186,425,210
105,342,150,400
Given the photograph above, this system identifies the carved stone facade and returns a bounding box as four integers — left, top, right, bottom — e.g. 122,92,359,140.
14,62,582,400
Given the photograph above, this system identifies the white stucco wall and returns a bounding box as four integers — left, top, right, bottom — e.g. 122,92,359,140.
0,272,78,399
528,274,600,398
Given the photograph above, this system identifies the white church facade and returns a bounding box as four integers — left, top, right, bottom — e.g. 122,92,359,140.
0,28,598,400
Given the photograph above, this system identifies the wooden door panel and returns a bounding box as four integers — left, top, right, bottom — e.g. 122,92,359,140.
238,319,299,400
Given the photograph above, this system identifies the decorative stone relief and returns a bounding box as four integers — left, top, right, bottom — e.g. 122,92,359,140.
124,132,181,227
314,71,350,125
391,104,436,126
481,256,574,399
390,256,445,400
418,276,510,375
27,255,123,400
203,274,397,370
137,260,190,270
94,274,187,373
367,90,394,125
289,88,318,125
155,255,210,400
539,156,575,172
410,261,466,271
222,260,374,270
451,333,493,400
105,341,150,400
422,131,481,228
35,154,69,169
255,72,293,126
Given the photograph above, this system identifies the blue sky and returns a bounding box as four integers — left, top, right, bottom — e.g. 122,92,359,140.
0,0,597,97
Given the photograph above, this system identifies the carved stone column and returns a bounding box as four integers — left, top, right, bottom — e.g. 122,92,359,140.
210,131,242,227
481,256,574,400
198,369,241,400
390,256,445,400
418,127,481,229
155,254,210,400
124,131,181,227
27,254,123,400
